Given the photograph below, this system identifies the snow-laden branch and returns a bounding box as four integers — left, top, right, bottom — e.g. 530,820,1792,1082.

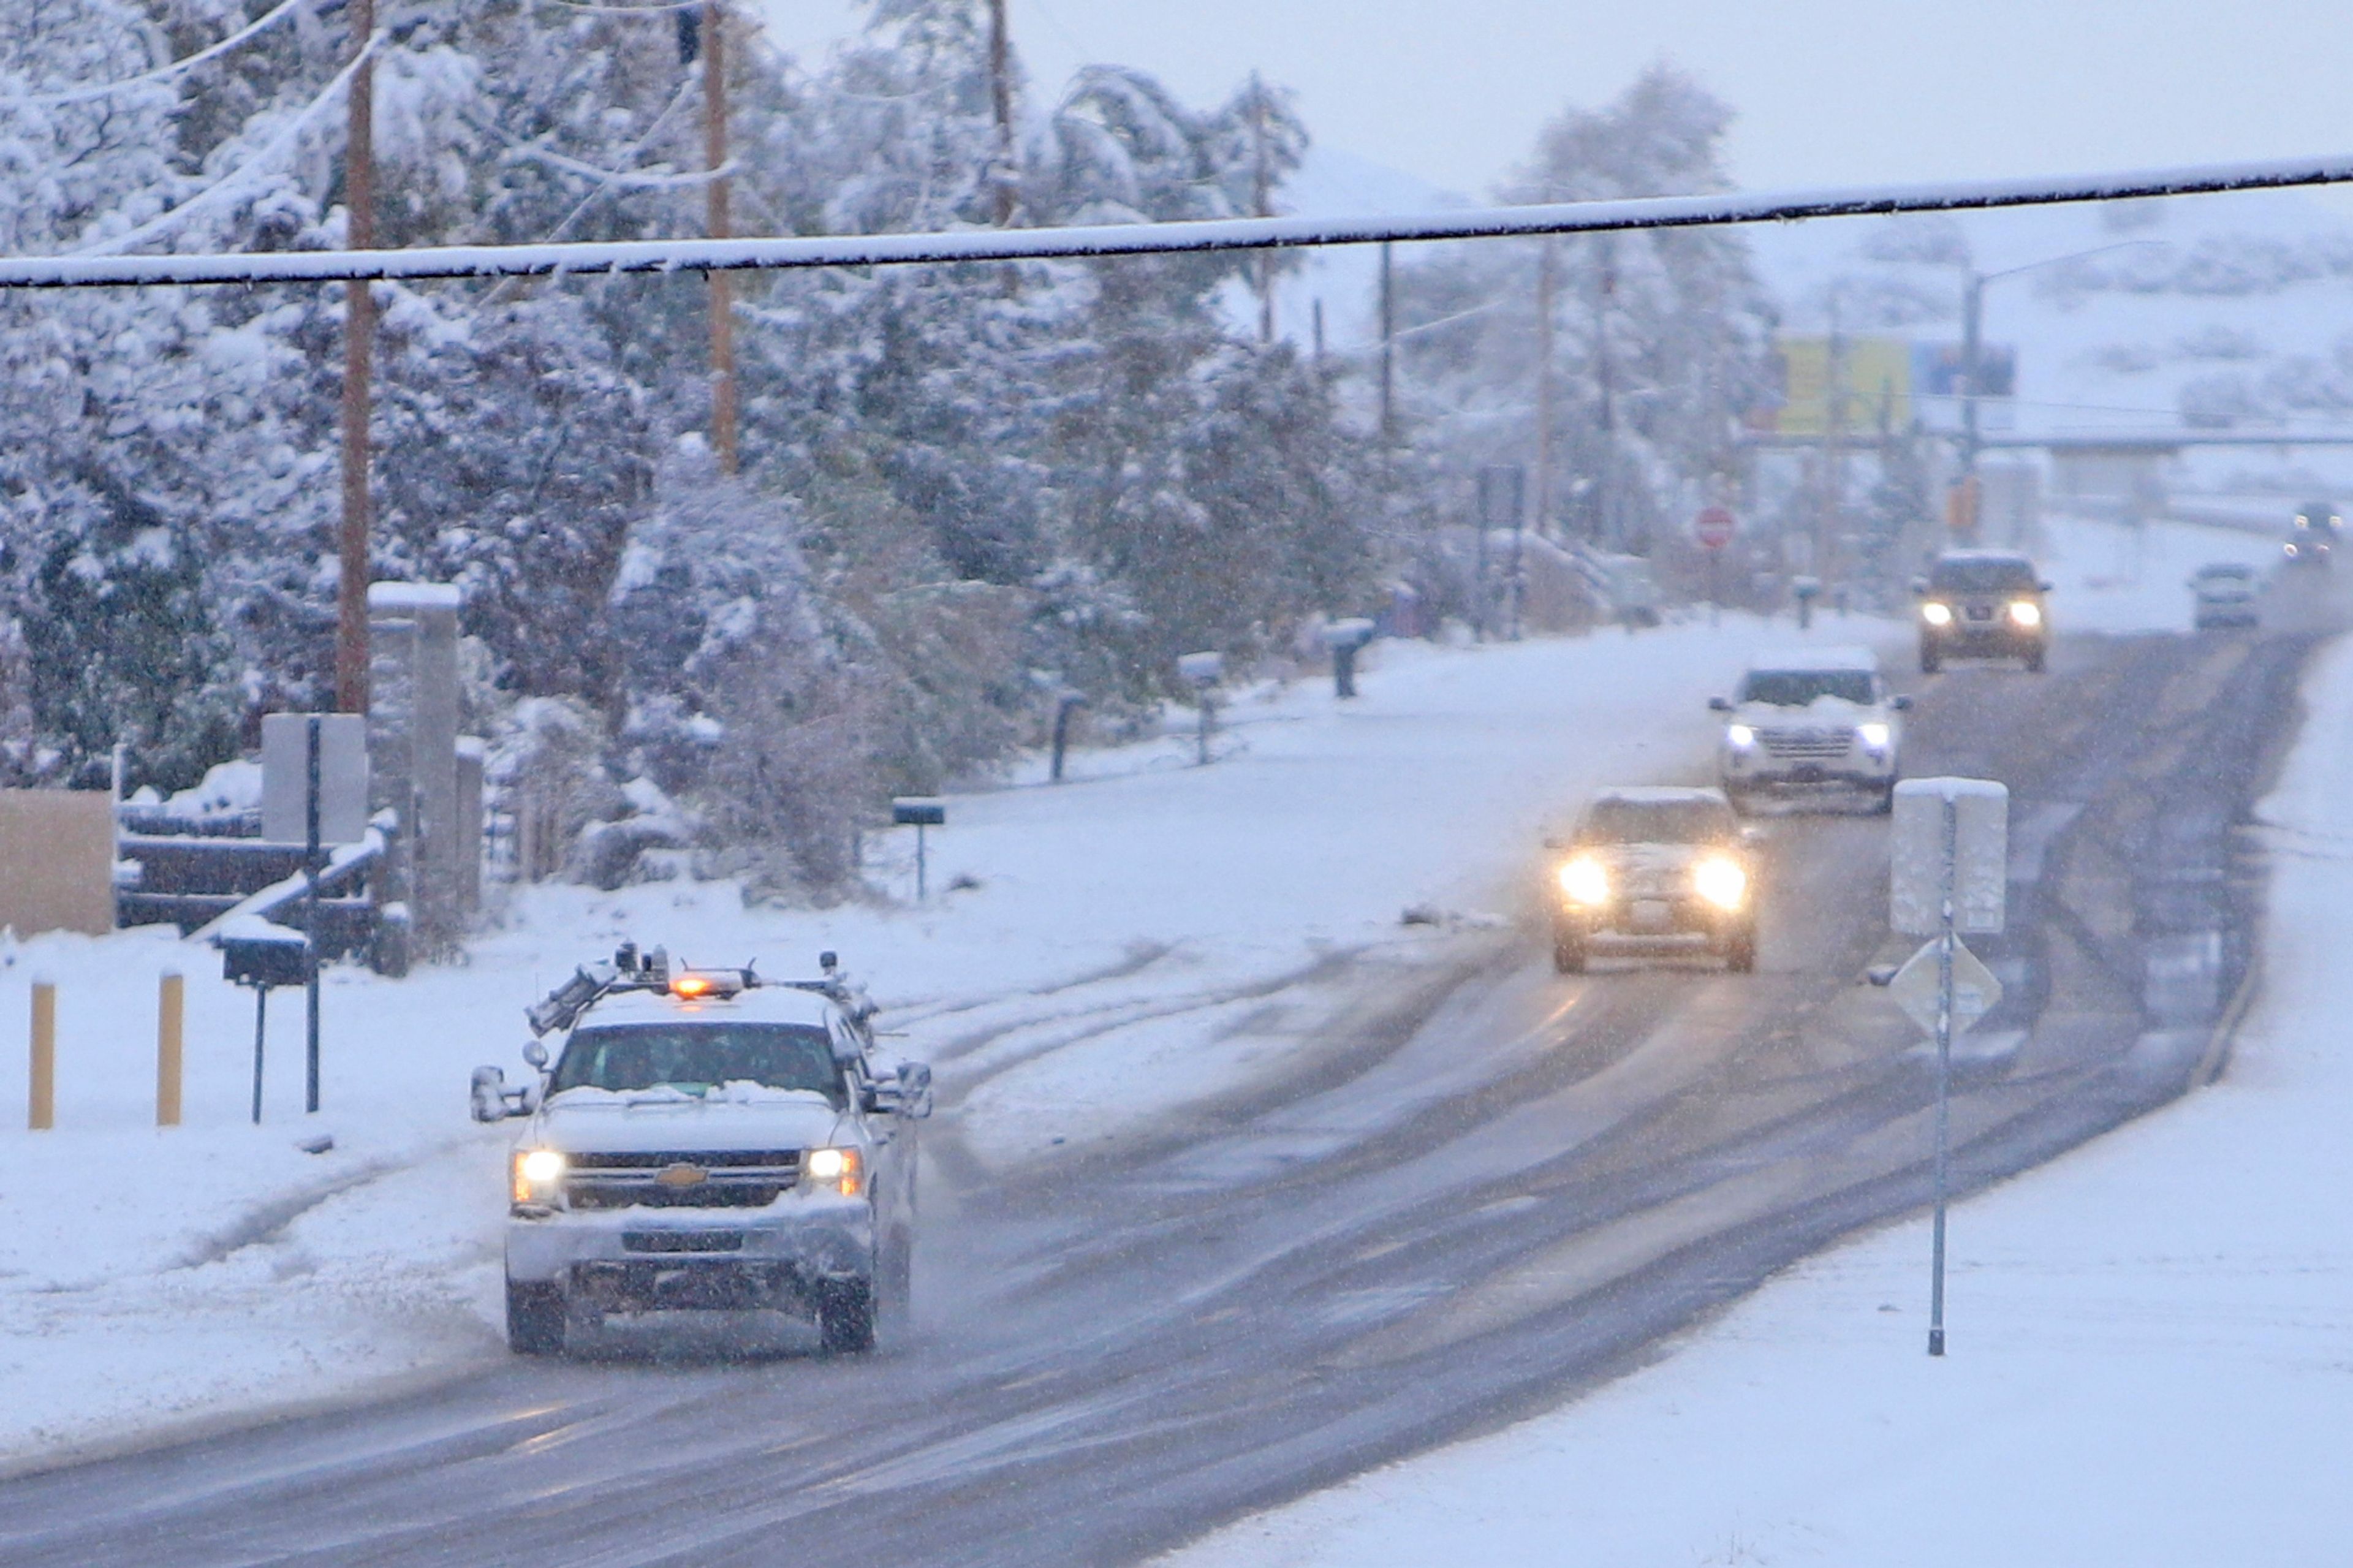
6,0,314,107
500,142,735,190
65,31,385,259
9,150,2353,289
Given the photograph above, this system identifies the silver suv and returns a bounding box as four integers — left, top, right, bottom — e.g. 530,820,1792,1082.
471,947,931,1356
1711,646,1909,814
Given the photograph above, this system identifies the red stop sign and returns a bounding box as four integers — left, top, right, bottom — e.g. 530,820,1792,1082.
1695,506,1736,550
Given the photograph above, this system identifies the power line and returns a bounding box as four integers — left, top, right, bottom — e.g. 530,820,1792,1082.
6,0,314,107
9,150,2353,289
65,31,387,260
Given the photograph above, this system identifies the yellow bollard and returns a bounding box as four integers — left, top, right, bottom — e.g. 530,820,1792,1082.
29,979,55,1131
157,972,184,1128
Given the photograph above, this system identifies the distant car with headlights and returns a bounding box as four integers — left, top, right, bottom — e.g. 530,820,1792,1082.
1547,787,1759,974
2189,562,2262,630
2284,499,2339,567
1912,550,2050,673
1709,645,1911,813
470,946,931,1357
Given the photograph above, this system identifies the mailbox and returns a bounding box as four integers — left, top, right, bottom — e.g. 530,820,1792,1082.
221,931,314,990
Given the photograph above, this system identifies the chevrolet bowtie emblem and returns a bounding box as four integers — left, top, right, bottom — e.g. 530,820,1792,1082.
655,1162,708,1187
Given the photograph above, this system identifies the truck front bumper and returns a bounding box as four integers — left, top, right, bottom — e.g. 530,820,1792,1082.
506,1194,874,1312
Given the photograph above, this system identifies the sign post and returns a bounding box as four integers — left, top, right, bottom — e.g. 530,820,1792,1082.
1695,506,1735,626
1890,777,2008,1357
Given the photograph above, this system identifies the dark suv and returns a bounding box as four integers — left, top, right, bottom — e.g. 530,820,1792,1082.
2285,499,2339,567
1914,550,2051,673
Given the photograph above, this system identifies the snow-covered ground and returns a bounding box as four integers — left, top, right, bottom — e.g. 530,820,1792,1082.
0,608,1903,1471
1161,563,2353,1566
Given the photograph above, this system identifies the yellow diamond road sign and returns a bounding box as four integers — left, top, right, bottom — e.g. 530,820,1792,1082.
1888,937,2003,1039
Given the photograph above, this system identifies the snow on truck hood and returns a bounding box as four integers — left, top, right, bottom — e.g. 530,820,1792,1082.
532,1085,846,1154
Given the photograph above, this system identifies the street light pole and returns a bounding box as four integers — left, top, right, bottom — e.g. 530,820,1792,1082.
1960,270,1984,487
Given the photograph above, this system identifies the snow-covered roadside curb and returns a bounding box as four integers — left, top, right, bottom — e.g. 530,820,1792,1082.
0,615,1889,1471
1159,637,2353,1568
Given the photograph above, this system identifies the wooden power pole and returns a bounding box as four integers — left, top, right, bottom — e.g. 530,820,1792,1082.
1249,75,1273,344
1534,239,1555,539
987,0,1015,225
335,0,376,713
703,0,738,475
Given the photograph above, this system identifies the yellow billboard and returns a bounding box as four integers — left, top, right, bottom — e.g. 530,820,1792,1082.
1765,336,1912,437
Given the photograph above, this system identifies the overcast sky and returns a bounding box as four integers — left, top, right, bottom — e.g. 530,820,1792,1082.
752,0,2353,201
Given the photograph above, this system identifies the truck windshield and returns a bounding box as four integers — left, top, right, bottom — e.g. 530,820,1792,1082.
553,1023,844,1105
1929,557,2037,593
1740,670,1874,706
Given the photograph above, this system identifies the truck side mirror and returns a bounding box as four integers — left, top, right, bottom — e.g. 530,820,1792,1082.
1707,696,1732,712
471,1066,511,1123
1891,695,1914,711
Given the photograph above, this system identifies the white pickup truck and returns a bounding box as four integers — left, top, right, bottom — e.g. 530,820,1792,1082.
471,947,930,1356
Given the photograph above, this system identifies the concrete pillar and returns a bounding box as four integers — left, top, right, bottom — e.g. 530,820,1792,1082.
367,583,463,951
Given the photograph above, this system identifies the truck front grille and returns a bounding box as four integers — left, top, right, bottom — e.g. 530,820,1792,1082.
564,1149,800,1211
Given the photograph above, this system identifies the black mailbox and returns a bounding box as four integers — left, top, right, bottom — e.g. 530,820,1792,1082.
222,932,314,989
892,797,946,827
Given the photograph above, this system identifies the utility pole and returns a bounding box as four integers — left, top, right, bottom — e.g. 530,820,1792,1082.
1822,289,1851,591
702,0,738,475
986,0,1016,225
334,0,376,714
1249,75,1274,344
1953,268,1985,540
1594,239,1616,548
1534,239,1556,540
1378,241,1396,456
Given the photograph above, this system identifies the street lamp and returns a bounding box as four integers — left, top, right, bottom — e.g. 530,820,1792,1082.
1954,240,2168,529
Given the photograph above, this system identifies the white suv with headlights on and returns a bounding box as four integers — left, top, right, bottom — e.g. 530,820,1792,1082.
470,946,931,1357
1710,646,1909,814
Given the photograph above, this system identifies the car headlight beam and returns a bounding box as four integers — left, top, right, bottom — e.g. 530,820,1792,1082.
1692,855,1748,912
1558,856,1610,907
1857,722,1891,750
1726,724,1756,749
2008,599,2042,627
1920,601,1953,627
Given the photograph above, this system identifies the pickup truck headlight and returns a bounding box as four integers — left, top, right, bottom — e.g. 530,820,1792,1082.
1692,855,1748,912
2008,600,2042,627
512,1148,566,1204
1856,722,1891,750
1725,724,1756,749
1920,602,1953,627
1558,856,1610,906
803,1146,863,1197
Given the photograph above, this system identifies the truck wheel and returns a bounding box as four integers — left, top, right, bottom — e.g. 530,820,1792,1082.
506,1279,565,1356
1919,645,1941,675
2024,645,2046,673
1724,925,1758,974
817,1278,876,1354
1874,781,1896,815
1724,786,1752,817
1552,933,1586,975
